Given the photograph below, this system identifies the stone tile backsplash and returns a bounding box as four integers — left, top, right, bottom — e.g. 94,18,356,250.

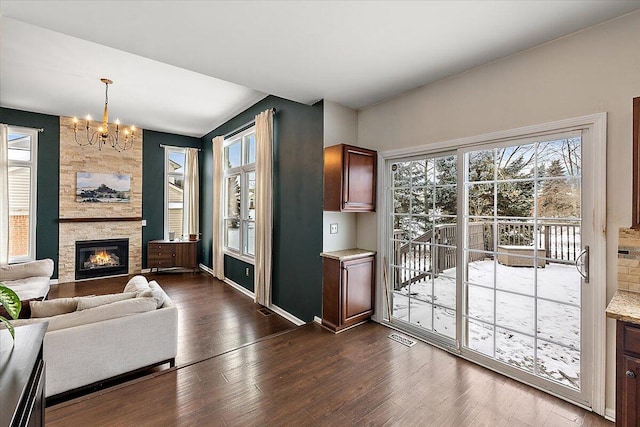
618,228,640,292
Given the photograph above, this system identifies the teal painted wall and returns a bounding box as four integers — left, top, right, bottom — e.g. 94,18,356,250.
141,129,201,268
201,95,324,322
1,108,60,278
224,255,254,291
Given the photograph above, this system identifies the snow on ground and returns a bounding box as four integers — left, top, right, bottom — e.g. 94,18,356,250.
392,259,581,389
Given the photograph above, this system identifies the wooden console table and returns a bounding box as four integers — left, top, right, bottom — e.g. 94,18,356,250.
147,239,200,272
0,322,47,427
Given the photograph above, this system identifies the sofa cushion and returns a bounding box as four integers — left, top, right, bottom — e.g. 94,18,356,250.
0,296,42,319
76,292,137,311
3,276,51,300
123,275,149,293
46,297,157,331
0,259,54,281
30,298,78,318
2,297,159,333
137,281,165,308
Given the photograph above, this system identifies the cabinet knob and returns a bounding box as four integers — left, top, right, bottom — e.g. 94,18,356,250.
627,370,637,379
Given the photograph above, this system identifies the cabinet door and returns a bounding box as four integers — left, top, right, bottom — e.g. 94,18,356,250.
343,146,376,211
175,242,197,268
341,256,374,324
620,355,640,427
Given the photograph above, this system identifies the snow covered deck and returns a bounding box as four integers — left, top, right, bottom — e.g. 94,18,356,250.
392,259,581,389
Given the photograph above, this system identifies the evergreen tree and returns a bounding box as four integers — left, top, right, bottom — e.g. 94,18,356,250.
496,156,534,218
434,156,457,218
539,159,577,218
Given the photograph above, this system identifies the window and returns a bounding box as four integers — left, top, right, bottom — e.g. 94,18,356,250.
164,147,185,239
223,127,256,261
8,126,38,262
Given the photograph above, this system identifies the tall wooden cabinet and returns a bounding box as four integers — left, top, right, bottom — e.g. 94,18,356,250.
323,144,377,212
321,250,375,332
617,320,640,426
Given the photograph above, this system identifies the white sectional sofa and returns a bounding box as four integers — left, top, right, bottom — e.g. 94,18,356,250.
7,275,178,398
0,258,53,300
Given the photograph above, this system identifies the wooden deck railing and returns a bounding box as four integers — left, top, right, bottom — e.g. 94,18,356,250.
393,221,580,288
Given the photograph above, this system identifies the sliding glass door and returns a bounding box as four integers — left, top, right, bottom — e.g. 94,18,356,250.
386,130,597,407
389,153,457,345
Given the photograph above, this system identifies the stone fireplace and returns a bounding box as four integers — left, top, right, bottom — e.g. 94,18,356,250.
75,238,129,280
57,116,143,283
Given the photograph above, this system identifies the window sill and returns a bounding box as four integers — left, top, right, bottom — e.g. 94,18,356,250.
8,256,35,264
223,250,255,266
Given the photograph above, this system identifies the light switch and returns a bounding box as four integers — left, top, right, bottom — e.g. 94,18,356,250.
141,219,147,226
330,223,338,234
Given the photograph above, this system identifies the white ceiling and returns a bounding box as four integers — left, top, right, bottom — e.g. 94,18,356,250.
1,1,640,137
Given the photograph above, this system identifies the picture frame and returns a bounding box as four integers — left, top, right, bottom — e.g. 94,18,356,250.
76,172,131,203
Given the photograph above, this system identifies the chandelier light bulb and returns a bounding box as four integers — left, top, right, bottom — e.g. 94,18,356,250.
73,78,135,151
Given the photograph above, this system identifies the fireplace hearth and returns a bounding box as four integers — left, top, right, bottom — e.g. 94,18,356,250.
75,238,129,280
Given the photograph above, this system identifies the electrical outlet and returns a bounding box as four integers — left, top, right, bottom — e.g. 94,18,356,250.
141,219,147,226
330,223,338,234
245,267,250,277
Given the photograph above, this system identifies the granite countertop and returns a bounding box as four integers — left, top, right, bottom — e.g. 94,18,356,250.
320,248,376,261
606,290,640,325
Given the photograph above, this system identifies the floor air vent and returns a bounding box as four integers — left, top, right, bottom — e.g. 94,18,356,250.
257,307,273,316
388,332,417,347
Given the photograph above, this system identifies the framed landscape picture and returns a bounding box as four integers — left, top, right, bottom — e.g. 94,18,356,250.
76,172,131,203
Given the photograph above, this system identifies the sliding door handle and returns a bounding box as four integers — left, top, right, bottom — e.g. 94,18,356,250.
575,246,589,283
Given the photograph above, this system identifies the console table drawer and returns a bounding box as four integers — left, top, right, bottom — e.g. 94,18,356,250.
147,240,199,272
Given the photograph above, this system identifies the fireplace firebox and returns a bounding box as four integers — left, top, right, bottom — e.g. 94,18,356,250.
75,238,129,280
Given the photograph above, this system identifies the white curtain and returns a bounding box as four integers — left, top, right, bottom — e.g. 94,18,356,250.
212,136,225,280
183,148,199,238
0,124,8,265
254,109,273,306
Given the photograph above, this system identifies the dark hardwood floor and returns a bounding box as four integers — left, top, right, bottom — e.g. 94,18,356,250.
47,271,296,367
45,272,612,426
46,321,612,426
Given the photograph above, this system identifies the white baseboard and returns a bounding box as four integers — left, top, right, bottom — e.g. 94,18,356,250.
269,304,305,326
141,268,151,273
199,263,214,275
223,278,255,299
313,316,322,325
199,265,305,326
50,279,59,285
604,407,615,422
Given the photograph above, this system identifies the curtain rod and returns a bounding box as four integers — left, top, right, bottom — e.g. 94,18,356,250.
222,107,276,140
159,144,201,151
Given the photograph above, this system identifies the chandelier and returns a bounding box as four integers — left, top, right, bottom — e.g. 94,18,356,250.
73,78,136,151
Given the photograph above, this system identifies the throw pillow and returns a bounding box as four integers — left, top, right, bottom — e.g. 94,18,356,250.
0,296,42,319
137,281,165,308
46,297,158,332
123,275,149,293
76,292,137,311
30,297,78,318
0,258,54,281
